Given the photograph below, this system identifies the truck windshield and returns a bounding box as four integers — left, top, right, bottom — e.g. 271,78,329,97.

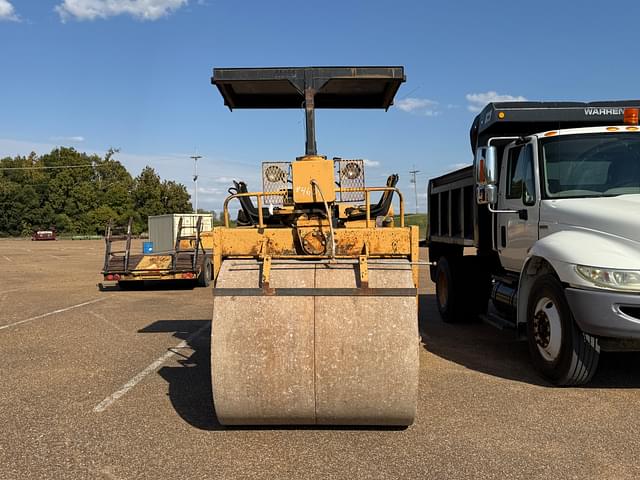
540,133,640,198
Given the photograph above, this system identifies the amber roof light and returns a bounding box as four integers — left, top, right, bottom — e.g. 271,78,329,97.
624,108,639,125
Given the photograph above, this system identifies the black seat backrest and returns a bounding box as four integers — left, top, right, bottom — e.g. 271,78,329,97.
346,174,398,220
231,181,276,226
370,174,398,217
236,181,258,214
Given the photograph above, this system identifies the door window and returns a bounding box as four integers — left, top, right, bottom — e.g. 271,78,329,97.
506,144,535,205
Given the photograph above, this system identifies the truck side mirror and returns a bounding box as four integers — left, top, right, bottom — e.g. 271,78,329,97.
475,146,498,204
476,184,498,205
486,184,497,204
474,146,498,186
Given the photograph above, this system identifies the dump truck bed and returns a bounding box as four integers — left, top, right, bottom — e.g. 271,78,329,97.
427,165,477,247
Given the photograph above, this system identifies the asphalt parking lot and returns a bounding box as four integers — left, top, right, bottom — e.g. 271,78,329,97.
1,238,640,479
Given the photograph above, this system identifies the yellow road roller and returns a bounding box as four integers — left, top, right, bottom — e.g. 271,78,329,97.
209,66,420,426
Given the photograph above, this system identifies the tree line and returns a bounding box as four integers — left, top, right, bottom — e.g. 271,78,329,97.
0,147,193,236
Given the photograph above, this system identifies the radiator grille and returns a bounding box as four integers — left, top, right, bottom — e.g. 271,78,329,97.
262,162,291,205
337,159,365,202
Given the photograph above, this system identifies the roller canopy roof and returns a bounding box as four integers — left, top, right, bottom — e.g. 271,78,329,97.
212,66,405,110
471,101,640,153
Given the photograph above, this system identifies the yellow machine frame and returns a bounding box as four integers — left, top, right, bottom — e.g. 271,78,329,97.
211,180,420,290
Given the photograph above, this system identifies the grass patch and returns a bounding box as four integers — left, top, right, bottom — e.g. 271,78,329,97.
394,214,428,239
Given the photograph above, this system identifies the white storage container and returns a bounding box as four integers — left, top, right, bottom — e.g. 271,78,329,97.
148,214,214,253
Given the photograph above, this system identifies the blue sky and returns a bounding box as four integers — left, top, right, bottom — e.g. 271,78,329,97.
1,0,639,213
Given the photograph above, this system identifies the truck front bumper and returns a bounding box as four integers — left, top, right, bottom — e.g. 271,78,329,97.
565,287,640,340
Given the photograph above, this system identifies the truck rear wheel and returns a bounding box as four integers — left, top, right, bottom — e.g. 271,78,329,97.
435,257,459,322
435,256,489,323
526,274,600,386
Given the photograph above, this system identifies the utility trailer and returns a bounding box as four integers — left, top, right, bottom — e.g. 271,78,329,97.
428,101,640,385
101,217,212,289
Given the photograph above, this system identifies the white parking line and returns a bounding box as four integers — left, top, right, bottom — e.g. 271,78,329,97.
0,288,21,296
88,310,128,335
93,322,209,413
0,298,106,331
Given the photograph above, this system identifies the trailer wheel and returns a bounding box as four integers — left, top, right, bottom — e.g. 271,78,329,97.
198,257,212,287
526,274,600,386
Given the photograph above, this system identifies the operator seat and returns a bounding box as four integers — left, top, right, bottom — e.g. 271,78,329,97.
345,174,399,221
229,181,279,226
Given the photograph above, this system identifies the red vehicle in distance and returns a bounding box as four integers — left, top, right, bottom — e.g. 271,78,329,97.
32,229,57,241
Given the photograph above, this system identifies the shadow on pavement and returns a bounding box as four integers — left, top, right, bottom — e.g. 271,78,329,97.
142,319,409,432
99,280,199,292
129,280,199,291
140,319,223,431
419,293,640,388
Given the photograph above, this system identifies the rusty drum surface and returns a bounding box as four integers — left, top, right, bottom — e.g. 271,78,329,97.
211,259,418,426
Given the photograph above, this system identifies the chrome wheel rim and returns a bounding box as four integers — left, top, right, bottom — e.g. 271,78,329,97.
533,296,562,362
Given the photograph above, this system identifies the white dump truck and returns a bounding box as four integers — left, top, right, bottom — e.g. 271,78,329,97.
428,101,640,385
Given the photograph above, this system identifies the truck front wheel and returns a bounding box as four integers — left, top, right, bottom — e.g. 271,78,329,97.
526,274,600,386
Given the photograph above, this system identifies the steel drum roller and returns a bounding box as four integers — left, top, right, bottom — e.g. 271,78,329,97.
211,259,418,426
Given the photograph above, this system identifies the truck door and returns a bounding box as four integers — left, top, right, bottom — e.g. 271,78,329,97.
497,142,540,272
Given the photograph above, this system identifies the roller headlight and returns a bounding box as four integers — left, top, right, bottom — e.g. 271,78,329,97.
576,265,640,291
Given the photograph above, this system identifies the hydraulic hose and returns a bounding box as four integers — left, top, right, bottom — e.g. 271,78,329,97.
310,179,336,260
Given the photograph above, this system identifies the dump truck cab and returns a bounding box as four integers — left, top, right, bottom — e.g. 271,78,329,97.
491,125,640,269
430,101,640,385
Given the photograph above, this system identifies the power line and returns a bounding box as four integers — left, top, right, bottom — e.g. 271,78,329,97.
0,164,107,171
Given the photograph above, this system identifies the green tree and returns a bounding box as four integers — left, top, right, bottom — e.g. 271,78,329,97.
0,148,193,236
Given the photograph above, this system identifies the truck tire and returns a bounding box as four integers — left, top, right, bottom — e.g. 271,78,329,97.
435,257,464,322
198,257,212,287
435,256,490,323
526,274,600,386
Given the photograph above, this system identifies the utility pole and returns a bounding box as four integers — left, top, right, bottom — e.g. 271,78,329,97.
190,154,202,213
409,165,420,214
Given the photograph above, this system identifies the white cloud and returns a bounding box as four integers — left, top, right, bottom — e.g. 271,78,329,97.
209,176,238,184
196,185,223,195
51,135,85,143
466,91,528,113
0,0,19,21
395,97,440,116
55,0,188,21
362,159,380,168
